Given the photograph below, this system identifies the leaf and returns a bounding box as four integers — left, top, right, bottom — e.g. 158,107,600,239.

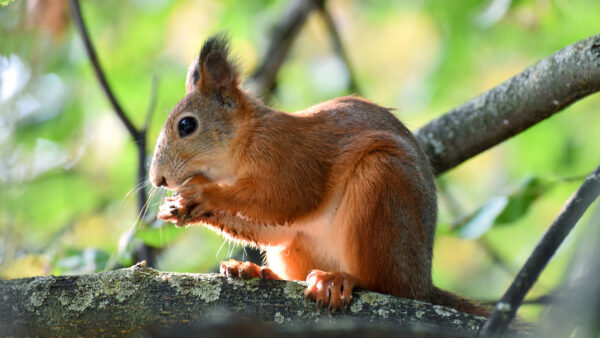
459,196,509,239
455,176,550,239
496,176,548,224
134,224,186,248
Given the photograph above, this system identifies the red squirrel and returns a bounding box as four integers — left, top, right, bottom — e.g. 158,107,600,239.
149,34,488,316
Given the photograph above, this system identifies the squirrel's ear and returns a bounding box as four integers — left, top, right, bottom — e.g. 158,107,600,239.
185,57,200,94
186,34,240,102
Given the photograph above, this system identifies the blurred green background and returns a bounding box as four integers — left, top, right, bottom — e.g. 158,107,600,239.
1,0,599,321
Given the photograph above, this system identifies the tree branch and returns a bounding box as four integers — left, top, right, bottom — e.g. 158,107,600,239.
537,204,600,337
481,164,600,334
416,34,600,175
247,0,323,98
313,0,361,95
0,264,486,336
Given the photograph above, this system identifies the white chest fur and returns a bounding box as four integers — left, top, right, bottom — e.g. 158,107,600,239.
263,189,346,277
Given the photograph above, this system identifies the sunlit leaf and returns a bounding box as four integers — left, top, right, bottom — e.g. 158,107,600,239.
496,176,549,224
455,176,550,239
459,196,508,239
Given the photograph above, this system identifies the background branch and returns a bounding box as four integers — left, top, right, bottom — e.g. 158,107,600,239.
69,0,156,265
476,238,515,276
481,164,600,334
247,0,323,98
416,34,600,175
313,0,361,95
537,203,600,337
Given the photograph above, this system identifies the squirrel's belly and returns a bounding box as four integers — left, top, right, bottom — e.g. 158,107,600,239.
265,188,347,279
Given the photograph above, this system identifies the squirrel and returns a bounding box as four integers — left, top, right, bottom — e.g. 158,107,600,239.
149,33,488,316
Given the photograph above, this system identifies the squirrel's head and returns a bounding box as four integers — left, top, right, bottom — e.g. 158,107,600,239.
150,34,245,190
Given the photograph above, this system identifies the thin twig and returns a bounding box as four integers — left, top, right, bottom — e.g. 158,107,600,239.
68,0,140,140
436,177,465,219
143,75,160,132
481,293,554,306
69,0,148,207
437,178,515,274
481,164,600,335
476,238,514,276
313,0,361,95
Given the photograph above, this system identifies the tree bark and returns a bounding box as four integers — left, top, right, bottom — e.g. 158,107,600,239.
416,34,600,175
0,264,486,337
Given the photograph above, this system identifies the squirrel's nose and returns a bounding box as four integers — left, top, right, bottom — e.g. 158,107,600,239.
154,175,167,188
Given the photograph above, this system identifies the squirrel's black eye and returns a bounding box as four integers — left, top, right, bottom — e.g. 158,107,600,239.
178,116,198,138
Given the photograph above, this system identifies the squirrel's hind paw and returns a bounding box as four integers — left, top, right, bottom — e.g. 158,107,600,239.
305,270,359,313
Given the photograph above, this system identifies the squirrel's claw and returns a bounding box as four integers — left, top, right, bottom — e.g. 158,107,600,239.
305,269,359,314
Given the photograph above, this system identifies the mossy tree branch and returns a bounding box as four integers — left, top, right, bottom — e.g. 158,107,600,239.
0,264,486,337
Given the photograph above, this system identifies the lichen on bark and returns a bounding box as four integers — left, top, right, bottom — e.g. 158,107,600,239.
0,264,486,336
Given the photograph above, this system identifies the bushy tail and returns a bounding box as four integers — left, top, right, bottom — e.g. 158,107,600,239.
429,287,491,317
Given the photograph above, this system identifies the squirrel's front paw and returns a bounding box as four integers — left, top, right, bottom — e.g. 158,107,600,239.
157,196,181,223
157,176,216,226
157,195,212,226
178,184,213,221
158,196,192,226
157,185,215,226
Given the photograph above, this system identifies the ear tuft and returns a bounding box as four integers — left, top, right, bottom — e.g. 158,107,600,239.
186,33,239,99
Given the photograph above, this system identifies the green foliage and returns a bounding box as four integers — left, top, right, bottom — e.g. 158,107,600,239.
496,177,549,224
135,224,186,248
458,196,509,240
